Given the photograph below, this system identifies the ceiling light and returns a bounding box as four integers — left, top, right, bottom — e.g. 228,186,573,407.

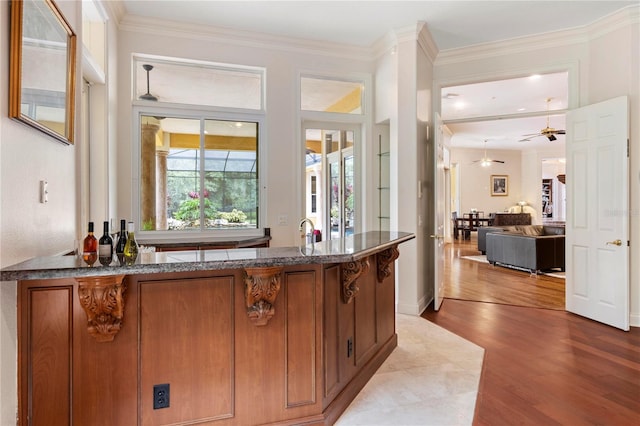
529,74,541,80
454,101,465,109
517,107,526,112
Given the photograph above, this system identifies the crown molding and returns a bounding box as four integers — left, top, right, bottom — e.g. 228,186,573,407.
100,0,126,23
417,22,438,64
586,4,639,41
435,5,639,66
435,27,588,66
117,14,375,62
372,31,398,60
371,22,438,62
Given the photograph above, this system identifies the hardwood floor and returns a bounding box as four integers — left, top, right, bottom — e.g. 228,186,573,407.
424,235,640,425
423,300,640,425
445,235,565,310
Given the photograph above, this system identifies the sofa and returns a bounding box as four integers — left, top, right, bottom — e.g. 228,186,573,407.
491,212,532,226
485,225,565,274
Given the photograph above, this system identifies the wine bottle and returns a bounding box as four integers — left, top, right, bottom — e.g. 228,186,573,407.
98,221,113,266
123,222,138,265
82,222,98,266
115,219,127,265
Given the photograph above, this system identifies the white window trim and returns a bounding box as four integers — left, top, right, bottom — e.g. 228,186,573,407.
131,105,267,242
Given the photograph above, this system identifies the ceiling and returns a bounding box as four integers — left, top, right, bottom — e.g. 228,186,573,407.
119,1,636,152
442,72,569,151
119,1,635,51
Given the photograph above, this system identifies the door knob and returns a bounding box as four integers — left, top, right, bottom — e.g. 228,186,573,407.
606,239,622,246
429,234,444,239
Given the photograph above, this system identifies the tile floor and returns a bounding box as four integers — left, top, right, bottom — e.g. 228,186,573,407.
335,314,484,425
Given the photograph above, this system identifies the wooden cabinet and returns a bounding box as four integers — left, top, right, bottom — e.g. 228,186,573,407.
17,253,398,425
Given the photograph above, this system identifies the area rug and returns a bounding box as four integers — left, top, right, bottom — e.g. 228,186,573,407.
461,255,565,279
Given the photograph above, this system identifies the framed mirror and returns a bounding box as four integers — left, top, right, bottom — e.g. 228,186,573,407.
9,0,77,144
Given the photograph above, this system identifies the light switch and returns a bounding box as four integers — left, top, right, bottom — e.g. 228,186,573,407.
40,180,48,203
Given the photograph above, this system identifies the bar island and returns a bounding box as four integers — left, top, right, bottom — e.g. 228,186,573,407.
1,231,414,426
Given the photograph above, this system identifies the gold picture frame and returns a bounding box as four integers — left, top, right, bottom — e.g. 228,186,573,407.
491,175,508,196
9,0,77,144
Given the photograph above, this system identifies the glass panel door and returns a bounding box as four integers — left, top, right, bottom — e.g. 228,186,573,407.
303,125,357,241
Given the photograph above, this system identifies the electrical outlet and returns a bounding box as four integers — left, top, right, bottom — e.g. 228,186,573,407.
153,384,170,409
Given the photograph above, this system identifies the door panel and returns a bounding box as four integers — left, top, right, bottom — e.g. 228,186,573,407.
433,117,445,310
566,96,629,330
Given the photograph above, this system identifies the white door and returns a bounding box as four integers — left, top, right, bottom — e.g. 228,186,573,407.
432,117,446,310
566,96,629,331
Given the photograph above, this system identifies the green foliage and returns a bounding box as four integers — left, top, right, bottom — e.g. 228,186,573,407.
142,218,154,231
173,198,217,221
218,209,247,223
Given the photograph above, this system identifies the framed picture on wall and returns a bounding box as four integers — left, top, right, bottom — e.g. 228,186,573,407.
491,175,508,196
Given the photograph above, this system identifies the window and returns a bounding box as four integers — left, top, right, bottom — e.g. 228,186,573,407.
301,76,363,114
134,57,263,109
133,56,264,235
139,116,259,232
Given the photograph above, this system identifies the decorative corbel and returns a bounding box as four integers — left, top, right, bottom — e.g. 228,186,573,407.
376,245,399,283
342,258,370,304
244,266,283,326
76,275,126,342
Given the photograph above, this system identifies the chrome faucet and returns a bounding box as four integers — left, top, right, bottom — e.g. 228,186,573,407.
298,218,315,243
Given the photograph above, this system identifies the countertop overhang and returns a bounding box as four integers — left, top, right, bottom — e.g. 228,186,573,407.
1,231,415,281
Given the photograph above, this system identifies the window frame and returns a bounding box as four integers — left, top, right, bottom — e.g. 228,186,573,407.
132,105,267,241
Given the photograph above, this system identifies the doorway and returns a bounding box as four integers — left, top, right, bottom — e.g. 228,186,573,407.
302,124,358,241
440,71,569,309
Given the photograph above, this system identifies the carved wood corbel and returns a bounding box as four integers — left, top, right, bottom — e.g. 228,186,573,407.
342,258,370,304
76,275,126,342
376,245,399,283
243,266,283,326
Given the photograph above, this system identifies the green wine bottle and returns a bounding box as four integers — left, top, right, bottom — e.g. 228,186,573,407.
123,222,138,265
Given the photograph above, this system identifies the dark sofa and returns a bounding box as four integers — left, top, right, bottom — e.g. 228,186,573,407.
485,225,565,274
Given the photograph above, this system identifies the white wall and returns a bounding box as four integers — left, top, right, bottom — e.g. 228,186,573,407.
435,6,640,326
115,18,376,247
1,1,81,423
451,148,525,215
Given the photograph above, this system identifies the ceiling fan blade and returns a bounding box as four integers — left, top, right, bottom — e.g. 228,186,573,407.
555,130,566,134
493,160,505,163
547,134,557,141
521,133,540,137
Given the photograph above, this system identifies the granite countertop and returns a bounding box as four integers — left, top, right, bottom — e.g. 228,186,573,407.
0,231,415,281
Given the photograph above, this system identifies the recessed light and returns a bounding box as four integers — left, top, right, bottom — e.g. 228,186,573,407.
517,108,526,112
529,74,541,80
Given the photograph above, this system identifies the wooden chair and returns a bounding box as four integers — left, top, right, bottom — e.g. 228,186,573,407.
462,213,478,239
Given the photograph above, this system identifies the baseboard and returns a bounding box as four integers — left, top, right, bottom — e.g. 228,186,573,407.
630,312,640,328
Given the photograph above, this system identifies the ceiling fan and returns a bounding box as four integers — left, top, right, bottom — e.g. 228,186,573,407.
472,140,504,167
519,97,566,142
